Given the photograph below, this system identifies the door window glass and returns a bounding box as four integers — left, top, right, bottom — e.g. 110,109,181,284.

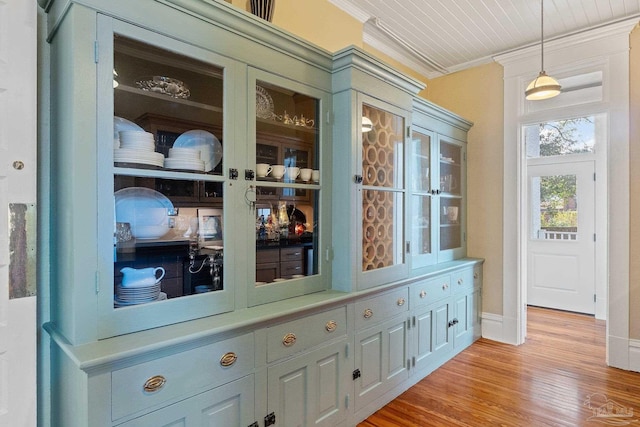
530,174,577,241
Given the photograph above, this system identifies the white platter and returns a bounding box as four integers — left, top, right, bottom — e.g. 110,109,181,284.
114,187,174,239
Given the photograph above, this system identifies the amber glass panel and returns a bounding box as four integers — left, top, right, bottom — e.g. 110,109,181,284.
362,104,404,188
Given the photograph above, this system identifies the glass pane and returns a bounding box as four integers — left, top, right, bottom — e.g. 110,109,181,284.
411,131,431,192
525,116,596,158
114,35,224,175
255,190,319,284
439,140,461,196
253,81,319,286
439,197,462,251
362,190,403,271
411,195,431,255
362,104,404,188
531,175,578,241
112,36,225,308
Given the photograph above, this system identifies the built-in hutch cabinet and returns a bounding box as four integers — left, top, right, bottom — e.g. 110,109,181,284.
42,1,481,426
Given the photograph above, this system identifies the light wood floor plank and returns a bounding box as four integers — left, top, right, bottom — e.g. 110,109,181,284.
359,306,640,426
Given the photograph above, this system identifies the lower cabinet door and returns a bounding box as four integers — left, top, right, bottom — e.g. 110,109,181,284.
267,339,349,427
414,300,452,373
454,288,482,351
453,291,474,350
354,315,409,411
117,375,255,427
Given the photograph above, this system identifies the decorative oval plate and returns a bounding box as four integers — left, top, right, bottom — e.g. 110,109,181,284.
256,85,275,119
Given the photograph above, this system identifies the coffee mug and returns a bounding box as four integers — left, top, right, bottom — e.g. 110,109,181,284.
300,168,312,181
286,166,300,181
256,163,272,177
312,170,320,182
271,165,286,179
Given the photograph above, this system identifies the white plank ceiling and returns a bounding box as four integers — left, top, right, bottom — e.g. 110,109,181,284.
328,0,640,77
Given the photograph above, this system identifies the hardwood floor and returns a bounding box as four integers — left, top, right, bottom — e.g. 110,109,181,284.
359,306,640,426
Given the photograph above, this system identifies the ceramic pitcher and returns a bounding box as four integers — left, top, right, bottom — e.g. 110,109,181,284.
120,266,165,288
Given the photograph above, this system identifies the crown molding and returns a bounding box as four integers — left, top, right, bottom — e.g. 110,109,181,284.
326,0,370,23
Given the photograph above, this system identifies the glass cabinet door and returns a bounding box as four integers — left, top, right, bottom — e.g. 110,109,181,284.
438,137,464,255
361,102,405,280
409,128,436,268
251,75,325,305
98,20,235,337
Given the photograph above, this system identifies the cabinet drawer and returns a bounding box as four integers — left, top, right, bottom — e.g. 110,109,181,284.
355,287,409,330
111,332,254,421
267,306,347,363
257,247,280,264
452,268,474,294
280,260,303,277
410,275,451,309
280,246,304,261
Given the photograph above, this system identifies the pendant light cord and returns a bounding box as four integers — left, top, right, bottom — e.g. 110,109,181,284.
540,0,545,73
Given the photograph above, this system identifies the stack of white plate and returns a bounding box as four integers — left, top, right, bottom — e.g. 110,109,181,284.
173,130,222,172
114,129,164,168
164,147,205,171
114,285,167,307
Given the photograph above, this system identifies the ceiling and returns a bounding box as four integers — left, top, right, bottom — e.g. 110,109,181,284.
328,0,640,78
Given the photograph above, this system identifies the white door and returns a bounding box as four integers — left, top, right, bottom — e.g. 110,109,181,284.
527,160,595,314
0,0,38,425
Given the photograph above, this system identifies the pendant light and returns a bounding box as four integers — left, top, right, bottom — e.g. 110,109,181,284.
525,0,561,100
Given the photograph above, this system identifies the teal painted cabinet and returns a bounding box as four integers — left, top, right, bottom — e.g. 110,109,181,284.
41,1,483,426
44,0,333,344
409,98,473,273
331,48,422,292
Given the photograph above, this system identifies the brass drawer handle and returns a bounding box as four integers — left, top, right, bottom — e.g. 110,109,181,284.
397,298,405,306
474,272,479,279
220,352,238,367
419,290,427,298
326,320,337,332
283,333,297,347
143,375,166,393
442,283,448,290
458,278,463,285
363,308,373,319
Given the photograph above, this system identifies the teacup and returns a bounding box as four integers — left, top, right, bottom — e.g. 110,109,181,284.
312,170,320,182
271,165,286,179
300,168,312,182
256,163,272,177
286,166,300,181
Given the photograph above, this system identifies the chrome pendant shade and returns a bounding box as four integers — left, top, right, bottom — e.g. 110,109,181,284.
525,0,561,101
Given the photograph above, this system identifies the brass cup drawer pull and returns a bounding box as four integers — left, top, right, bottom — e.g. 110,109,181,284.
143,375,166,393
458,278,464,285
442,283,448,290
419,290,427,298
325,320,338,332
474,272,479,279
283,333,297,347
397,298,405,306
363,308,373,319
220,352,238,367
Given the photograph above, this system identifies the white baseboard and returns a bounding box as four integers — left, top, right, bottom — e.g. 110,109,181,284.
481,312,506,343
628,339,640,373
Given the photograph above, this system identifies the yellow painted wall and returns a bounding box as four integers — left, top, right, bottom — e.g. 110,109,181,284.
226,0,363,52
424,63,504,315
